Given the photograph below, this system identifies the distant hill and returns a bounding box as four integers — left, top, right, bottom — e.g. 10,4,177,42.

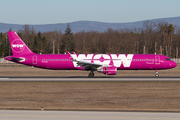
1,16,180,33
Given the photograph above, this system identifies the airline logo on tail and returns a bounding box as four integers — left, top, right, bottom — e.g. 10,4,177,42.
11,39,25,53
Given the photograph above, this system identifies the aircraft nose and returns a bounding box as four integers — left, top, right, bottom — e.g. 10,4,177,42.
170,61,177,68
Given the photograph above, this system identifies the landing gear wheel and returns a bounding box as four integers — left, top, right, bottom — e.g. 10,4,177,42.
155,70,159,77
155,74,159,77
88,72,94,78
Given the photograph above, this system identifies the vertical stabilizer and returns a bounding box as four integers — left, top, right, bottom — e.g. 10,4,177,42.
7,31,35,56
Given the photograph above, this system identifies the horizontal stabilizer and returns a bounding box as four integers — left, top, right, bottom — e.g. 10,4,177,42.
6,56,25,62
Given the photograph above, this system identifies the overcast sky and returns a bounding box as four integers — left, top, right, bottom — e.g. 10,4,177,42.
1,0,180,25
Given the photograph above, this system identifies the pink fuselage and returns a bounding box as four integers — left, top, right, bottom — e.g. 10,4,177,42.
6,54,177,70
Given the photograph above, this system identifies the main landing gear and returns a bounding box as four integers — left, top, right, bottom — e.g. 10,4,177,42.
155,69,159,77
88,71,94,78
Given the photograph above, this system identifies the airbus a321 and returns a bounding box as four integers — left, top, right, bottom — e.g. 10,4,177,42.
5,31,177,77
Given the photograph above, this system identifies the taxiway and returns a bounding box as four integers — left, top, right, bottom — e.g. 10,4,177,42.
0,76,180,81
0,110,180,120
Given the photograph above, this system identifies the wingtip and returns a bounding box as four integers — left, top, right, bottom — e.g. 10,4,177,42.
66,51,70,55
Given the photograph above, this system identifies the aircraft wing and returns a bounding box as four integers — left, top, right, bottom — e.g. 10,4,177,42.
67,51,102,70
72,59,102,70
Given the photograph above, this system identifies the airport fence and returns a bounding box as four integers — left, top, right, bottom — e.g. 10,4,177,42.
1,58,180,64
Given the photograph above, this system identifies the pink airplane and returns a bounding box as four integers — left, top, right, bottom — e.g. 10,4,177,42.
5,31,177,77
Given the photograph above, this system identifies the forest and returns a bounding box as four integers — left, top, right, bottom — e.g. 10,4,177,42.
0,21,180,58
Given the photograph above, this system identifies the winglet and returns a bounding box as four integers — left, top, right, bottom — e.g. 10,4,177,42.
66,51,71,56
66,51,76,60
72,51,76,54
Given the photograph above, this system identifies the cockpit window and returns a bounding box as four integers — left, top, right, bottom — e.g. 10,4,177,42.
165,58,171,61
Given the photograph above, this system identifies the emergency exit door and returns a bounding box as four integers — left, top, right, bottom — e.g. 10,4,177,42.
155,56,160,64
32,55,37,64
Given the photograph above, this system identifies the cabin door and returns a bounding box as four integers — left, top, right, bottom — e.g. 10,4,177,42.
32,55,37,64
155,55,160,64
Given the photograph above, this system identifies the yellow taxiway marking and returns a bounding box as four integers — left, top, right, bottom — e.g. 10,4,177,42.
0,114,180,119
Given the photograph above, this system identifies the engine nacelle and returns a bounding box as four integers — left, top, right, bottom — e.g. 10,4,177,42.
106,66,117,75
97,66,117,75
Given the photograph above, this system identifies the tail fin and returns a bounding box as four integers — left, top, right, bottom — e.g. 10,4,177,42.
7,31,35,56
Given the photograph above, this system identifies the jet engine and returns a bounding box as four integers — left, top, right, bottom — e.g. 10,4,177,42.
97,66,117,75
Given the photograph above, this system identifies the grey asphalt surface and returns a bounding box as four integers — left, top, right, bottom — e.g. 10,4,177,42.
0,78,180,120
0,76,180,81
0,110,180,120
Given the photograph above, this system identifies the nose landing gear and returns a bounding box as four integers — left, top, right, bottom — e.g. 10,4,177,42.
155,69,159,77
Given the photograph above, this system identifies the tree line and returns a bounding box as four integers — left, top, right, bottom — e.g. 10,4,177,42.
0,21,180,58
